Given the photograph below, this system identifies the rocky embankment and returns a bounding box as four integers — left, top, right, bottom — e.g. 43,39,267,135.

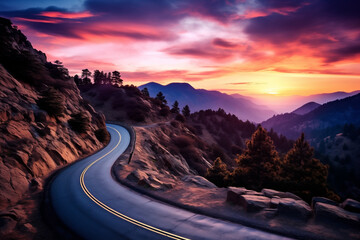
0,17,107,238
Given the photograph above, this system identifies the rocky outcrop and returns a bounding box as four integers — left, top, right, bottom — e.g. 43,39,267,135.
181,175,217,188
277,198,312,219
315,202,360,226
261,188,302,200
0,16,107,234
238,195,271,212
341,198,360,213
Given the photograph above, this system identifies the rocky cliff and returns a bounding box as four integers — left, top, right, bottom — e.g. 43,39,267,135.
0,17,107,237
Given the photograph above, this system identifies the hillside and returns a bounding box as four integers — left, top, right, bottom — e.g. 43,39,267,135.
138,82,275,123
292,102,320,115
262,93,360,139
0,17,107,238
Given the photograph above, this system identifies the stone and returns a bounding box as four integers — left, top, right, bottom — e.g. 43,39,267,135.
277,198,312,219
315,202,360,226
181,175,217,188
238,195,271,212
261,188,302,200
341,199,360,213
226,187,248,204
245,190,263,196
312,197,338,208
270,198,280,208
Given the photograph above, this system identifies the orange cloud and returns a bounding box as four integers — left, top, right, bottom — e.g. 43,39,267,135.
13,17,62,24
38,11,95,19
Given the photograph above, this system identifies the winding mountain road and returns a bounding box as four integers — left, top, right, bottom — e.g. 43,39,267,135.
50,124,292,240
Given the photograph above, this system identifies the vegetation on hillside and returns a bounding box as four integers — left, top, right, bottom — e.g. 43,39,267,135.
205,127,339,202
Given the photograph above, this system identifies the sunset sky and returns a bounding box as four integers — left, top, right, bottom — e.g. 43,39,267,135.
1,0,360,99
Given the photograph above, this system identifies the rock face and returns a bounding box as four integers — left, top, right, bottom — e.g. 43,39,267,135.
181,175,217,188
277,198,312,219
0,18,106,211
312,197,338,208
261,188,302,200
341,199,360,213
315,202,360,226
238,195,271,212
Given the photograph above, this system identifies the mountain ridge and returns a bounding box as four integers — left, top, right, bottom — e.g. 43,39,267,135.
139,82,275,123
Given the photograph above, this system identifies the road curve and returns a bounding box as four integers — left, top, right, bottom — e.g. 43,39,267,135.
50,124,292,240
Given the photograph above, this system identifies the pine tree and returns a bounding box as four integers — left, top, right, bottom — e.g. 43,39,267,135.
141,88,150,97
232,126,280,190
283,133,330,201
111,70,123,87
205,157,230,187
81,69,91,84
155,92,167,105
182,105,190,117
171,100,180,114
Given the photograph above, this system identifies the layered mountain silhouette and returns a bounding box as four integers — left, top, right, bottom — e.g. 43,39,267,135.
139,82,274,123
292,102,321,115
262,93,360,139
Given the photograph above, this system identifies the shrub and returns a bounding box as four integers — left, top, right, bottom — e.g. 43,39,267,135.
68,112,90,133
205,157,230,187
175,114,185,122
37,88,65,117
159,106,170,117
173,135,194,148
95,128,110,143
127,108,146,122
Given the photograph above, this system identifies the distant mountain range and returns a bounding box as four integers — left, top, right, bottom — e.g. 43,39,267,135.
253,90,360,113
138,82,275,123
292,102,321,115
262,93,360,139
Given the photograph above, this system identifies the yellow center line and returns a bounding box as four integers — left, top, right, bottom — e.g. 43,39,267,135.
80,126,190,240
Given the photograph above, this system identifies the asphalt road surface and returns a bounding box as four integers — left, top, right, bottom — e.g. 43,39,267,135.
50,123,292,240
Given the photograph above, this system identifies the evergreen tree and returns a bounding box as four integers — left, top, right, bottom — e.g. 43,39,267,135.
283,133,330,201
81,69,91,84
155,92,167,105
111,70,123,87
205,157,229,187
93,70,101,84
182,105,190,117
74,74,82,85
141,88,150,97
232,126,280,190
171,100,180,114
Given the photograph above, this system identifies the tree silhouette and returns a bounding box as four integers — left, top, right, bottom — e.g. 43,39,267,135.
82,69,91,84
155,92,167,105
171,100,180,114
182,105,190,117
205,157,229,187
93,70,101,84
74,74,82,85
141,88,150,97
111,71,123,87
232,126,280,190
282,133,331,201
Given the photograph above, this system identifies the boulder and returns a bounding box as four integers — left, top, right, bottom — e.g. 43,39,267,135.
270,198,280,208
315,202,360,226
226,187,248,204
238,195,271,212
312,197,338,208
341,199,360,213
181,175,217,188
277,198,312,219
261,188,302,200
